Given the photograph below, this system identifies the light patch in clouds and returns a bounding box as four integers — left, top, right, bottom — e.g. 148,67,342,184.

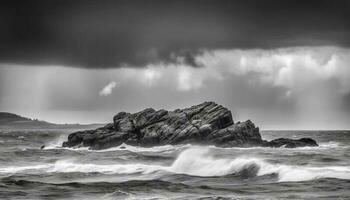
176,66,223,91
123,46,350,94
143,68,162,86
178,68,201,91
117,64,222,91
99,81,118,96
285,90,292,98
195,46,350,92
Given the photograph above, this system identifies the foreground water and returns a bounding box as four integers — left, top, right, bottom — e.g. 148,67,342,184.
0,130,349,200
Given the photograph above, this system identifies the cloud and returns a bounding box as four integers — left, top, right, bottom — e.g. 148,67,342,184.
121,47,350,94
0,1,349,68
195,46,350,93
99,81,118,96
2,46,350,129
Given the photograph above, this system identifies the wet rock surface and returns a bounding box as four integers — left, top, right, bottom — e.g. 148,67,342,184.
62,102,318,149
264,137,319,148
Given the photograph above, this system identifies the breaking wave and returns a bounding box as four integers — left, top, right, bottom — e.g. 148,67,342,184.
1,147,350,182
168,147,350,182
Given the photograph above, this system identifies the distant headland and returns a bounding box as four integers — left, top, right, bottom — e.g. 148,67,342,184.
0,112,103,130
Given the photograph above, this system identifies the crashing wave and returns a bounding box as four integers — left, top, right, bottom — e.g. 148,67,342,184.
2,147,349,182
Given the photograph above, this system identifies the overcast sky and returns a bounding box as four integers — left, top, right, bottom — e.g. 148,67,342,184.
1,0,350,129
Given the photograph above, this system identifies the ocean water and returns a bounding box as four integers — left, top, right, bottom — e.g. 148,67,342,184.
0,130,349,200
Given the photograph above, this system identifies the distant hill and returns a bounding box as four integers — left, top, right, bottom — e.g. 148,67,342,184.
0,112,104,130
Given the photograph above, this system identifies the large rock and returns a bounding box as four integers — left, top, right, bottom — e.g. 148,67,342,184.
62,102,318,149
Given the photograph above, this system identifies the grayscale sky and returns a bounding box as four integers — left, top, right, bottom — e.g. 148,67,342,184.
0,0,350,129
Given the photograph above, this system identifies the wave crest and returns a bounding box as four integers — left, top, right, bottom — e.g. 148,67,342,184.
170,147,350,182
1,147,350,182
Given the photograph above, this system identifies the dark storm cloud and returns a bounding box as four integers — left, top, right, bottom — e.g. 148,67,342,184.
0,0,349,68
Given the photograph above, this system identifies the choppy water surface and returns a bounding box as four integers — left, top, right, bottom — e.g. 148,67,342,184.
0,130,349,199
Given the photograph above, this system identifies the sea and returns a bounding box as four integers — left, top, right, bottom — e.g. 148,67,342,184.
0,130,349,200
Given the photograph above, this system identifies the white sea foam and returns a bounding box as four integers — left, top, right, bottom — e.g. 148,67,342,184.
47,160,163,174
0,164,51,173
169,147,350,182
96,143,192,153
0,161,163,175
211,141,345,151
2,147,350,182
259,163,350,182
45,141,192,153
45,134,70,149
168,147,260,176
318,141,342,148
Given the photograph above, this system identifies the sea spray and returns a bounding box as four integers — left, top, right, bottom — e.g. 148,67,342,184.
2,146,350,183
170,147,350,182
45,133,71,149
168,147,261,176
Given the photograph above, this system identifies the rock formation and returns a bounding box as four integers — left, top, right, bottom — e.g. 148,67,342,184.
264,138,318,148
62,102,318,149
